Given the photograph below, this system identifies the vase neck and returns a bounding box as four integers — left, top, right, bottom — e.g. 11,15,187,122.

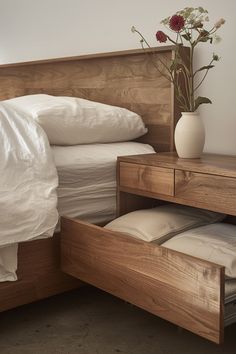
181,112,200,117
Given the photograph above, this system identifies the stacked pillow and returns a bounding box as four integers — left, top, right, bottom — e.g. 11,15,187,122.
105,204,225,244
106,204,236,279
4,94,147,145
162,223,236,278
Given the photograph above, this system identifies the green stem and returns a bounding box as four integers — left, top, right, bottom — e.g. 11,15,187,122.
194,58,214,92
189,45,194,111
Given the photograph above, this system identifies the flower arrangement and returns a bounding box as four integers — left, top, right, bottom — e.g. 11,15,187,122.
131,7,225,112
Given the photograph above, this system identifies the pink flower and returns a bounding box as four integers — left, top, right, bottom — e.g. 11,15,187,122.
156,30,168,43
169,15,185,32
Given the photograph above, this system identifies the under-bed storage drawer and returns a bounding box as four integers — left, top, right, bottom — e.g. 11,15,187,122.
61,216,224,344
119,162,174,196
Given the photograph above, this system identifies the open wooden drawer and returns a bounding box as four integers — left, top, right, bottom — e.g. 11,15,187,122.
61,216,225,344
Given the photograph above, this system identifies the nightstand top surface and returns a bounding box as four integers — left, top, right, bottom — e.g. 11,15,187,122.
118,152,236,178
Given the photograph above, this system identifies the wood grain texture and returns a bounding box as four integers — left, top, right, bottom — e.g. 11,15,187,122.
118,152,236,178
117,191,162,217
0,234,82,312
119,162,174,196
118,152,236,217
61,217,224,344
175,170,236,215
0,46,188,152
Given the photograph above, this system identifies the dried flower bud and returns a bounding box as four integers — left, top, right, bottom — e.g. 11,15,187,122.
214,18,226,29
131,26,136,33
213,53,220,61
156,30,168,43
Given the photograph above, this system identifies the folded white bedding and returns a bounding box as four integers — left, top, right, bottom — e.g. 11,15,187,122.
225,279,236,303
0,244,18,282
162,223,236,278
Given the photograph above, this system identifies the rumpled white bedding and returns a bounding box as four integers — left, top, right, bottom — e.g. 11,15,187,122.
0,103,58,280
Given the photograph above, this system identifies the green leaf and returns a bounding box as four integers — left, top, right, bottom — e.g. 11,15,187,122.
182,33,191,41
169,59,177,72
194,96,212,110
197,65,215,72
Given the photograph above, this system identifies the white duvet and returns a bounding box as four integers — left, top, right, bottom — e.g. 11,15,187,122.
0,103,58,276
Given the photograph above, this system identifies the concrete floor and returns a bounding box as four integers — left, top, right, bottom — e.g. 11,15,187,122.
0,287,235,354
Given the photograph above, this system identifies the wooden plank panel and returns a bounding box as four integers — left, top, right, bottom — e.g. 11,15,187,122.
175,170,236,216
0,47,185,152
61,217,224,343
0,235,81,312
119,162,174,196
0,271,80,312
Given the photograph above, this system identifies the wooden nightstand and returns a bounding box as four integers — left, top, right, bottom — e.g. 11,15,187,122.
61,152,236,344
117,152,236,217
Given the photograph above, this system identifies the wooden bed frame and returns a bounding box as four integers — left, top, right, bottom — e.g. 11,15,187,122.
0,46,187,312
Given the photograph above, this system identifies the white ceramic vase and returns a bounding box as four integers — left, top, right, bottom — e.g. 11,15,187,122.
174,112,205,159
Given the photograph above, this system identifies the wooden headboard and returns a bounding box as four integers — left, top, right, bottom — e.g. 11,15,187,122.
0,46,188,152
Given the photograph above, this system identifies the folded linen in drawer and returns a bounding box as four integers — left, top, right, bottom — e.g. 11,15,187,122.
225,279,236,303
162,223,236,278
225,278,236,327
105,204,225,244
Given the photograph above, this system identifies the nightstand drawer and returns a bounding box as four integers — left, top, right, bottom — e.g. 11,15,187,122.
175,170,236,215
119,162,174,196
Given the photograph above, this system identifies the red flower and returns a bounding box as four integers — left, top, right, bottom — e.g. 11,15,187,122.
156,30,168,43
169,15,185,32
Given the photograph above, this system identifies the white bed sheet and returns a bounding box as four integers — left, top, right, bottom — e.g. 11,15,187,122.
52,142,155,225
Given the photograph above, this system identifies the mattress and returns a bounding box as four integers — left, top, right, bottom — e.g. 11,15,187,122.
52,142,154,225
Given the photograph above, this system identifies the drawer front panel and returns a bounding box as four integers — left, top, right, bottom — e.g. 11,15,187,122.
175,170,236,215
119,162,174,196
61,217,224,344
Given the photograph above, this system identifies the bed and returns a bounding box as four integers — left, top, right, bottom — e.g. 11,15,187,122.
0,45,188,312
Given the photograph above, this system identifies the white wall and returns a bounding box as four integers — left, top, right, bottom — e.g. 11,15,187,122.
0,0,235,155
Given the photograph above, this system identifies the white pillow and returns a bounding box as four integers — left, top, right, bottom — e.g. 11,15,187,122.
4,94,147,145
162,223,236,278
105,204,225,244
